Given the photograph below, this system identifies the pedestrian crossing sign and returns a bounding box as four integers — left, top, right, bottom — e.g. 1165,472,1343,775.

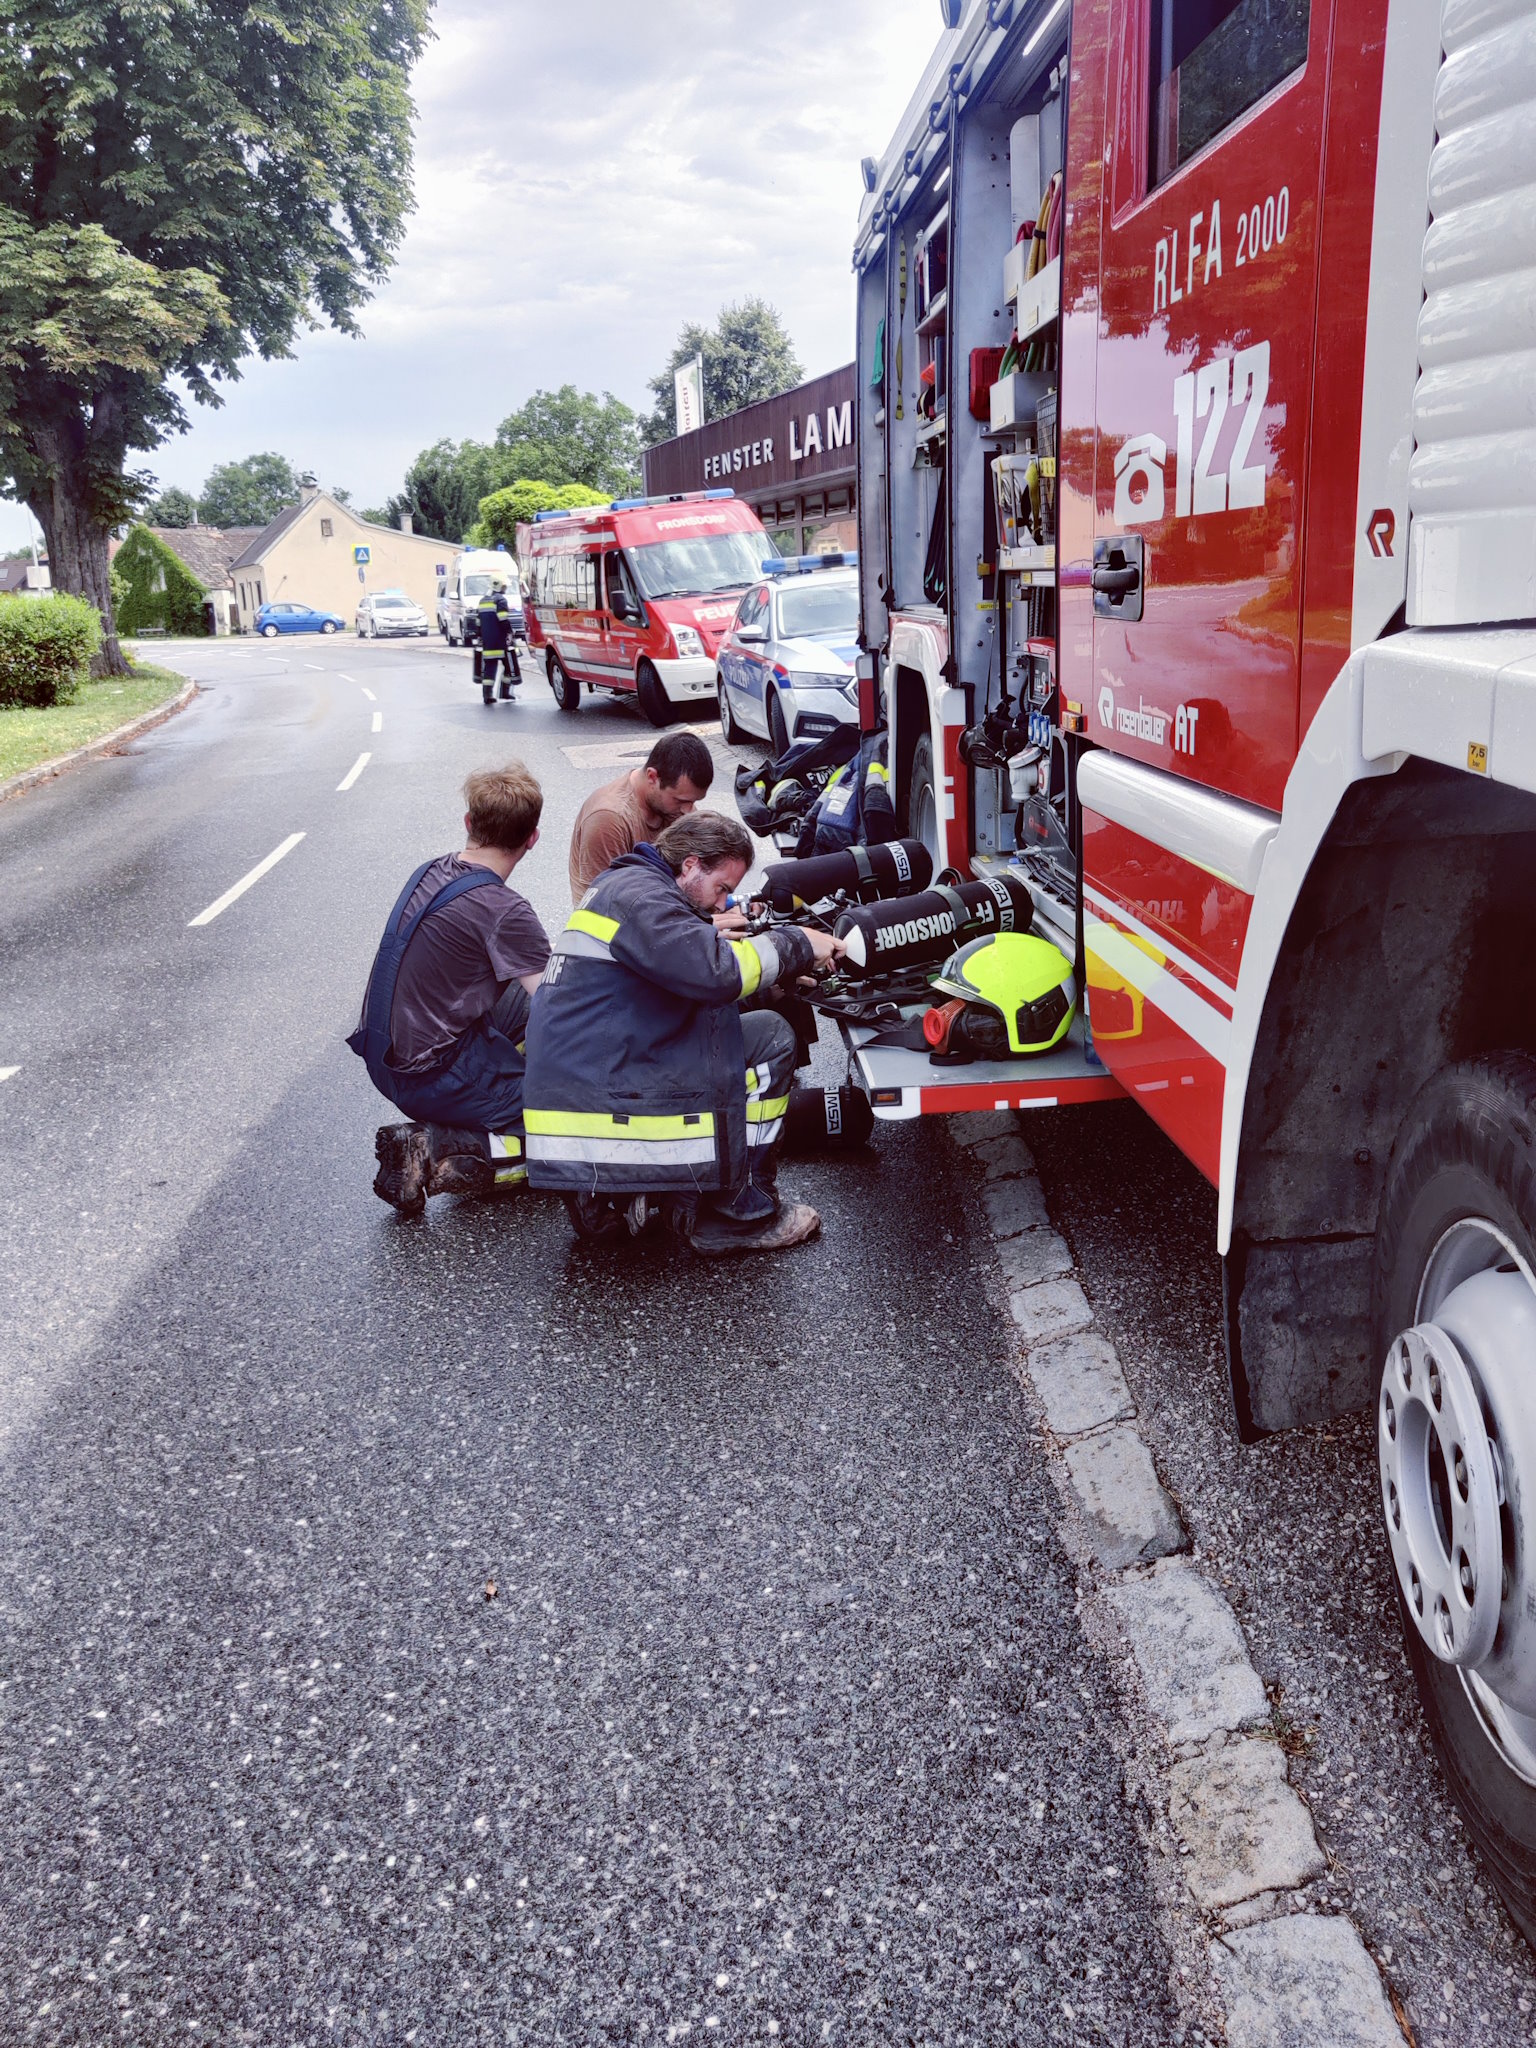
353,545,370,565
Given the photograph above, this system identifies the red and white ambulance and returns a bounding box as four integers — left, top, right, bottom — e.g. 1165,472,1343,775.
522,490,773,725
855,0,1536,1929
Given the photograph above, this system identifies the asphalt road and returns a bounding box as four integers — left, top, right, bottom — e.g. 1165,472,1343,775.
1,636,1185,2046
1027,1106,1536,2048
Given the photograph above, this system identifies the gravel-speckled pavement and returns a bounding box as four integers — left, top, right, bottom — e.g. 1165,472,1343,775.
0,640,1182,2045
1027,1101,1536,2048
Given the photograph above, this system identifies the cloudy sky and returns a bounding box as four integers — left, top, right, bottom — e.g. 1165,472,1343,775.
4,0,941,550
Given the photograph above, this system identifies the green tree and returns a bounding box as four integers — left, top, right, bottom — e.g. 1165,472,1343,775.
0,0,430,673
471,479,609,550
197,453,301,530
386,438,497,542
493,387,640,498
145,485,197,528
640,300,804,447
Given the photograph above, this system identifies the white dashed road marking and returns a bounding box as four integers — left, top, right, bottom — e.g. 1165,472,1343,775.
371,712,383,733
359,685,376,701
337,752,372,793
188,833,306,928
0,1066,19,1082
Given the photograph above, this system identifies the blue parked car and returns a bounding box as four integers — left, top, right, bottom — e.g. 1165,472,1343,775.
255,600,346,638
715,554,860,755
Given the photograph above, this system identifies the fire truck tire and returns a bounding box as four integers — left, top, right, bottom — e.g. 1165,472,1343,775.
1373,1052,1536,1945
768,690,791,759
636,661,675,728
548,650,581,713
908,734,941,870
717,671,747,745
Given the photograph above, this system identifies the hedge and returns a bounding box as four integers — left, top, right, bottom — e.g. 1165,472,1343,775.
0,592,102,708
113,524,210,636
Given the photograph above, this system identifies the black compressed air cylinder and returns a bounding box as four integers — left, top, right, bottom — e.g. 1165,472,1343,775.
783,1084,876,1153
833,874,1034,978
759,837,932,913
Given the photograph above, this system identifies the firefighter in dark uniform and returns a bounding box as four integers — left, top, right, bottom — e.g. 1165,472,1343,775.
524,811,842,1254
474,576,522,704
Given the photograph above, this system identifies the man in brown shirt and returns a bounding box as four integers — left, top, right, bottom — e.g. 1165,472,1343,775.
567,730,714,901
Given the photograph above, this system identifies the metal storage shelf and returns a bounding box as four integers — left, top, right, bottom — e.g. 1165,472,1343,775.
916,289,948,337
998,542,1055,578
915,411,948,448
1004,252,1061,346
843,1008,1121,1120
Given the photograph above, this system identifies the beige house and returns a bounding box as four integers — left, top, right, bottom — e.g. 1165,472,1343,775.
228,489,454,631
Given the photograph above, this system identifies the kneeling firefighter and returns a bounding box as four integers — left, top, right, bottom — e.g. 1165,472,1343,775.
523,812,842,1253
474,576,522,704
349,763,550,1212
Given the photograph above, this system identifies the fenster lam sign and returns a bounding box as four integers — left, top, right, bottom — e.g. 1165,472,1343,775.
643,364,858,501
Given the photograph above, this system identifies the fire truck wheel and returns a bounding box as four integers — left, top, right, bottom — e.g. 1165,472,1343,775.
548,650,581,713
908,734,941,871
768,690,791,759
717,671,747,746
1373,1052,1536,1944
636,661,675,728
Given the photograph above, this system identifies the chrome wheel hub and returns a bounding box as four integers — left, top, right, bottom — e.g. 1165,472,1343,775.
1379,1323,1502,1666
1383,1217,1536,1779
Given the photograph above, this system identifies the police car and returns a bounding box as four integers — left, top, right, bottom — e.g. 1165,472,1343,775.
715,553,860,755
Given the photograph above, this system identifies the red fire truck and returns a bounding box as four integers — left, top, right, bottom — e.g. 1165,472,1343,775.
521,491,773,725
853,0,1536,1932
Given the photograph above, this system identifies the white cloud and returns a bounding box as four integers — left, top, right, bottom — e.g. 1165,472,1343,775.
0,0,939,548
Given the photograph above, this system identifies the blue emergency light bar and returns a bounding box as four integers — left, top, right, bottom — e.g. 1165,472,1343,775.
762,551,859,575
609,487,738,511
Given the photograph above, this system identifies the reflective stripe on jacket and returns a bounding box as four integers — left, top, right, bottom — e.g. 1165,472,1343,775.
476,591,512,649
523,843,812,1194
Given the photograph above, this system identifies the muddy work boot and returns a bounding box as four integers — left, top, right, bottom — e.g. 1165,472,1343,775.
685,1201,821,1256
425,1125,496,1198
373,1123,431,1215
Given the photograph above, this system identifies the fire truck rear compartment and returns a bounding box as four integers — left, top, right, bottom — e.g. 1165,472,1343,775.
1226,763,1536,1438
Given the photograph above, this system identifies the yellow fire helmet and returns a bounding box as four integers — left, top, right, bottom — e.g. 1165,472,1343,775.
930,930,1077,1055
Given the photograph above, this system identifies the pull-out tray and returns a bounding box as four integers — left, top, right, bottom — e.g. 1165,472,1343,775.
839,1007,1122,1121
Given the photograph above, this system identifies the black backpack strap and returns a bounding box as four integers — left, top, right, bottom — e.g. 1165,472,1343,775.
349,865,507,1079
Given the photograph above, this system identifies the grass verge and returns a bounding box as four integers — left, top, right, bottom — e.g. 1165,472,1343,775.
0,663,191,784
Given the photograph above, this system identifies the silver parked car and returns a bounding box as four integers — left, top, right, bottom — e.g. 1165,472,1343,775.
356,590,430,638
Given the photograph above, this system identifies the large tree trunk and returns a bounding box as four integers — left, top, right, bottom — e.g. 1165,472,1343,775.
28,404,130,679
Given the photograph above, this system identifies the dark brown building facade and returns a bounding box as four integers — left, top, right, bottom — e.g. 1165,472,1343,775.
640,362,857,558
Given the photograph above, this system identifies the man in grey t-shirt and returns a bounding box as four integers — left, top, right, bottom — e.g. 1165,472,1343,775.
350,762,551,1213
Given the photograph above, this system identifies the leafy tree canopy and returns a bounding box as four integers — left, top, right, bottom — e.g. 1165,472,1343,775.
493,387,640,499
0,0,430,670
641,300,804,448
145,486,198,528
385,438,498,543
197,453,300,530
471,479,609,550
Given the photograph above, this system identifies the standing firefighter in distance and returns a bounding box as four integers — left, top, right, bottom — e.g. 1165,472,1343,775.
349,763,550,1212
525,813,841,1253
474,575,522,705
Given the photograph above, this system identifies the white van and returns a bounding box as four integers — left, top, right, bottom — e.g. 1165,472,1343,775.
437,548,527,647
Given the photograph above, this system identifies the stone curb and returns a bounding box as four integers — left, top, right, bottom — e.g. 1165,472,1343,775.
952,1110,1406,2047
0,676,198,805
